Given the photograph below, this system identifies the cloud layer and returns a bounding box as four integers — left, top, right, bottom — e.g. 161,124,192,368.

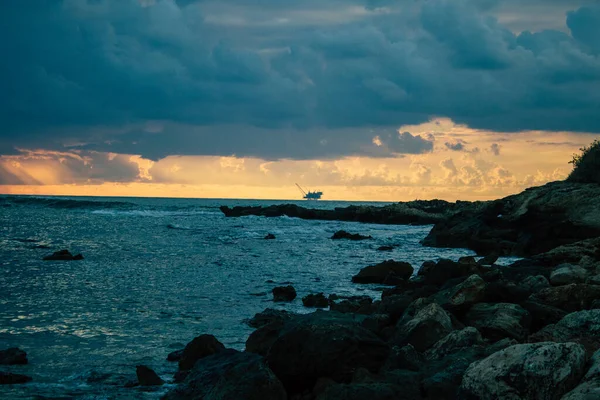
1,0,599,161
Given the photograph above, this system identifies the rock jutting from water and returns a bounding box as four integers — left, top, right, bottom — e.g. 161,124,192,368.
42,249,84,261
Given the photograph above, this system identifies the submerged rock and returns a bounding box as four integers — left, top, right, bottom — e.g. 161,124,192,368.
460,342,587,400
352,260,413,284
0,371,32,385
377,245,394,252
178,334,226,371
264,233,276,240
164,350,286,400
43,249,83,261
136,365,164,386
302,293,329,308
272,285,297,302
0,348,28,365
331,230,373,240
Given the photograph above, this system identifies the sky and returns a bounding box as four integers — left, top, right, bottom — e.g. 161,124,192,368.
1,0,599,201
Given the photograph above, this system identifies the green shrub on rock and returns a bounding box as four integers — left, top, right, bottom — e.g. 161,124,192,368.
568,139,600,184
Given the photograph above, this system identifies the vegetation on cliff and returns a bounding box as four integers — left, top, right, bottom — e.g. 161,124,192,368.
568,139,600,184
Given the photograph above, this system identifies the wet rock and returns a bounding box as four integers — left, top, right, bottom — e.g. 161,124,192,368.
521,275,550,292
529,309,600,355
435,274,486,312
394,303,454,352
477,253,499,266
424,327,484,361
562,349,600,400
43,249,84,261
459,342,587,400
360,314,391,335
264,233,276,240
522,300,568,332
316,382,406,400
179,334,226,371
0,348,28,365
417,258,480,286
302,293,329,308
330,296,373,314
272,285,297,302
136,365,164,386
464,303,531,342
0,371,32,385
266,311,390,393
167,349,183,362
550,264,589,285
246,319,286,356
352,260,413,284
377,246,394,252
529,284,600,312
482,280,531,304
383,344,423,372
376,294,412,323
331,230,373,240
164,349,286,400
246,308,292,329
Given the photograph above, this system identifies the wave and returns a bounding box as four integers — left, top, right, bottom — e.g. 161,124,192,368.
0,196,135,210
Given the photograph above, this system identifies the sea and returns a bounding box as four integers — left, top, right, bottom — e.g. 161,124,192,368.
0,195,518,399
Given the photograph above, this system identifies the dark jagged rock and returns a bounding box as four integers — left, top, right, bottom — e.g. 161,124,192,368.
424,327,484,361
302,293,329,308
272,285,297,302
43,249,84,261
264,311,390,394
377,245,394,252
417,258,481,287
0,348,27,365
460,342,587,400
529,309,600,355
330,296,373,314
220,200,471,226
423,181,600,257
164,350,286,400
477,253,499,266
316,382,407,400
178,334,226,371
510,237,600,269
0,371,32,385
562,349,600,399
464,303,531,342
522,301,568,332
434,274,486,313
331,230,373,240
550,264,589,285
246,308,292,329
264,233,276,240
529,284,600,312
167,349,183,362
352,260,414,284
393,303,454,352
136,365,164,386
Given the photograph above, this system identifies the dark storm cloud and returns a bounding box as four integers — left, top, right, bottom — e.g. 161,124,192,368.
1,0,599,160
445,142,466,151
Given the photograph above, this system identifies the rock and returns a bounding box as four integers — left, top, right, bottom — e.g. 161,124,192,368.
167,349,183,362
436,274,486,312
376,294,412,323
550,264,589,285
246,308,292,329
0,371,32,385
511,237,600,269
422,181,600,257
43,249,84,261
246,319,286,356
272,285,297,302
352,260,414,284
313,377,337,397
424,327,484,361
459,342,587,400
394,303,454,352
482,280,531,304
383,344,423,372
0,348,28,365
264,233,276,240
522,300,568,332
530,284,600,312
417,258,480,286
179,334,226,371
164,350,287,400
382,370,424,399
587,275,600,285
478,253,499,266
266,311,390,393
316,383,406,400
529,309,600,355
330,296,373,314
521,275,550,292
377,246,394,252
464,303,531,342
136,365,164,386
302,293,329,308
360,314,391,335
562,349,600,400
331,230,372,240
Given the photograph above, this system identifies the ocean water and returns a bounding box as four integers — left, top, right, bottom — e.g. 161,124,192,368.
0,195,512,399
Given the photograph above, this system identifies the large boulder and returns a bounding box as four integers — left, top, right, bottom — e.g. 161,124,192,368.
302,293,329,308
352,260,414,284
522,300,568,332
0,348,27,365
562,349,600,400
179,334,226,371
136,365,164,386
424,327,484,361
375,294,413,323
417,259,480,286
464,303,531,342
460,342,587,400
246,309,293,329
529,309,600,355
164,350,286,400
529,284,600,312
0,371,32,385
266,311,390,394
550,264,589,286
272,285,297,302
330,296,373,314
394,303,454,352
435,274,486,312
